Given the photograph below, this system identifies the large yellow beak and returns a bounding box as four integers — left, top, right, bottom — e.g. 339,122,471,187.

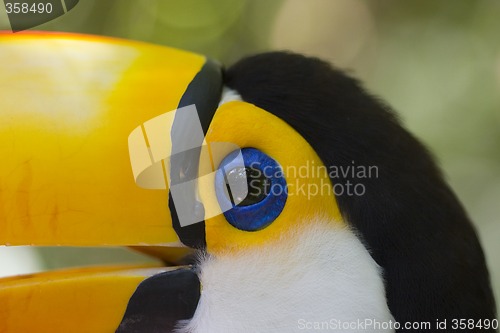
0,32,211,247
0,32,223,333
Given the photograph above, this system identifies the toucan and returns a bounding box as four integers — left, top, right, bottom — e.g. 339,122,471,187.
0,32,497,333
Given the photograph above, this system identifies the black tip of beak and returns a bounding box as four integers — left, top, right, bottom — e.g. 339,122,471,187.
116,267,200,333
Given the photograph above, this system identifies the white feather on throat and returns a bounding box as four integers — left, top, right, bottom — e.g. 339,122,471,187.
176,218,394,333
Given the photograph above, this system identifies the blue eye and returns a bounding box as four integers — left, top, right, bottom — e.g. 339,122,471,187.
215,148,287,231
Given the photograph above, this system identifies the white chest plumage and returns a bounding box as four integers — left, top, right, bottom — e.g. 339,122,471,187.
177,219,394,333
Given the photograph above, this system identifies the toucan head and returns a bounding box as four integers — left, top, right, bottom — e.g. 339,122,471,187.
1,32,496,333
0,32,341,250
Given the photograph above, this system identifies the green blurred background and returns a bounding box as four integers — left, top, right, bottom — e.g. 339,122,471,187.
1,0,499,311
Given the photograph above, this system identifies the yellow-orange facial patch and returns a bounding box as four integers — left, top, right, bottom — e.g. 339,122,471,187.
199,101,343,255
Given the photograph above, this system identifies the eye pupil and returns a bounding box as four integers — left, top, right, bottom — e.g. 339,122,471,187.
224,167,270,207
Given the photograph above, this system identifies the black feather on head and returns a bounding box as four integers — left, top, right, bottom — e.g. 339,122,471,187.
224,52,497,330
